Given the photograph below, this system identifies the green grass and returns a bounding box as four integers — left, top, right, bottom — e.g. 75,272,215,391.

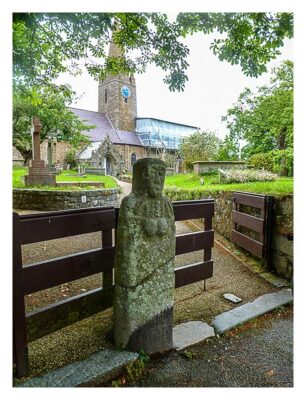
13,167,119,190
164,173,293,195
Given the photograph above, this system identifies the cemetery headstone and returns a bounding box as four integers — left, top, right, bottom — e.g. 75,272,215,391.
114,158,176,354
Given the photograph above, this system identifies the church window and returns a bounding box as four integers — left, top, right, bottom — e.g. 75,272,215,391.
105,89,107,103
124,98,128,104
131,153,137,166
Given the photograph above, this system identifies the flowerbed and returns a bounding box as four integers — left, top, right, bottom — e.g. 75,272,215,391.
218,169,277,184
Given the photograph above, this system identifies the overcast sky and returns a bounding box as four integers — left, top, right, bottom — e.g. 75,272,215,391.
58,32,293,139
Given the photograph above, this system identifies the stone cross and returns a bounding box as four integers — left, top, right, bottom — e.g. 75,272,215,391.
25,116,56,186
113,158,176,354
31,116,43,166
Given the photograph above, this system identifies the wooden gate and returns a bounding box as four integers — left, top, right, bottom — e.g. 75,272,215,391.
231,191,273,265
13,199,214,378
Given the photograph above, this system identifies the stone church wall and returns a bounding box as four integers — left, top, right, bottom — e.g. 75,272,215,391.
115,144,147,172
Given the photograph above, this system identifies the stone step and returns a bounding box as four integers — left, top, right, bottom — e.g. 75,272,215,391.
17,349,139,387
212,288,293,334
173,321,215,351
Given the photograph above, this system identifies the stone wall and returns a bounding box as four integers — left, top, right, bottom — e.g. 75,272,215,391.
13,188,120,211
164,188,293,280
40,140,74,166
271,195,293,280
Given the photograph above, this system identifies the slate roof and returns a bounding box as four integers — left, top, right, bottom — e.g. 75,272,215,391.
69,107,142,146
77,142,101,160
116,130,143,146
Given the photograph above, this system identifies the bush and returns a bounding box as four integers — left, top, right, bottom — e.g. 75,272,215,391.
248,153,274,172
219,169,277,183
271,149,293,176
65,149,78,169
248,149,293,176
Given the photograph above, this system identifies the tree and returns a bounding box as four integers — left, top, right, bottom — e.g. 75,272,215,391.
215,134,240,161
13,13,293,92
179,130,222,170
13,84,93,164
222,60,293,174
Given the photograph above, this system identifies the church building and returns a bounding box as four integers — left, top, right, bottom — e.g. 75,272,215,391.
70,40,198,175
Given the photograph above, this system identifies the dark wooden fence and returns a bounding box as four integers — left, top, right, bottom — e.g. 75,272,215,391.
232,191,273,265
13,199,214,377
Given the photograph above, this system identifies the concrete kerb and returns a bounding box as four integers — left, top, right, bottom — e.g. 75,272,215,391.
16,349,139,388
17,288,293,387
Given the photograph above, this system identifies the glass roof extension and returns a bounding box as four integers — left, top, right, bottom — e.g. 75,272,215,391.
135,118,198,150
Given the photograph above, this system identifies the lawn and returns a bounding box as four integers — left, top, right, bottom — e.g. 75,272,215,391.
13,167,119,190
164,173,293,195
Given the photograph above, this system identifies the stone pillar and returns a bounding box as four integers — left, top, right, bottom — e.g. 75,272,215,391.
114,158,176,354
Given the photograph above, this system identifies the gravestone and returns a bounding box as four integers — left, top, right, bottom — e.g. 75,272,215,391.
24,117,56,186
114,158,176,354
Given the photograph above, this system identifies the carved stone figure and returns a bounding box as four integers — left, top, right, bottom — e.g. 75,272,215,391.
113,158,176,354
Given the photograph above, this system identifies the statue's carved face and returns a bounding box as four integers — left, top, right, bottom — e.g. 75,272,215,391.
145,164,166,198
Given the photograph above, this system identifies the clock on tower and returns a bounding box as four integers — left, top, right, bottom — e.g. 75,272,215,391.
121,86,131,99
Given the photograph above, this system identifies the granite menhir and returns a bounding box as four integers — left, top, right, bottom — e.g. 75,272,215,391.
114,158,176,354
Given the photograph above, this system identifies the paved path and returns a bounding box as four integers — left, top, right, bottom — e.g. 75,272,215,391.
114,178,132,204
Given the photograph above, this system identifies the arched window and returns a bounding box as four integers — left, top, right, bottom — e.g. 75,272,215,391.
131,153,137,167
105,89,107,103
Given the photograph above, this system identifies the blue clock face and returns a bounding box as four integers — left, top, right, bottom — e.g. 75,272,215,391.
121,86,131,99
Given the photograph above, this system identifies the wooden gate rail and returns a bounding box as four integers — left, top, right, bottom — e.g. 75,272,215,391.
232,191,273,264
172,200,214,288
13,200,214,377
13,207,116,378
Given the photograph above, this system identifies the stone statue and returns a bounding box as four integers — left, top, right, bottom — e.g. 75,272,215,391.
114,158,176,354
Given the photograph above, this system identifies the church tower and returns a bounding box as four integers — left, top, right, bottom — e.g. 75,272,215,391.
98,39,137,132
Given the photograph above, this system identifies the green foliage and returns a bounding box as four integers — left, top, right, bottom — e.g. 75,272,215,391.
164,153,177,169
111,350,150,387
247,152,274,172
181,350,195,359
223,61,293,169
65,149,78,169
271,149,293,176
179,130,222,171
248,149,293,176
177,13,293,78
13,83,92,164
164,173,293,195
12,166,27,188
215,134,240,161
13,13,293,92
